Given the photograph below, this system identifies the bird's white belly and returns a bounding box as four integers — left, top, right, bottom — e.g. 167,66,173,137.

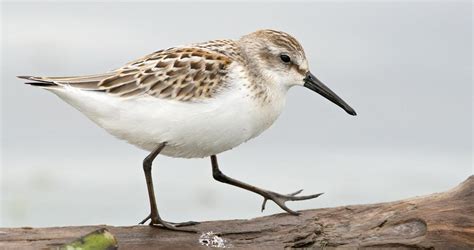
51,85,285,158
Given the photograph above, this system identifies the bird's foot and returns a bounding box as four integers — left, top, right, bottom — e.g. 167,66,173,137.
139,214,199,233
260,189,323,215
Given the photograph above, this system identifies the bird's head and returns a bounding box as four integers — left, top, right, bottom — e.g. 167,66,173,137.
239,29,356,116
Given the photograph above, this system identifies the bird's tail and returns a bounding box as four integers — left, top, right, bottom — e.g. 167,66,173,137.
17,72,116,90
17,75,60,88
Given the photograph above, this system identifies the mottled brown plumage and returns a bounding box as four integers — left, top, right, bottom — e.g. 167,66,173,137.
21,29,310,103
26,46,235,101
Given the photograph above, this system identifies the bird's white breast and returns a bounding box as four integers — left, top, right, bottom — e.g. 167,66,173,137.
50,64,287,158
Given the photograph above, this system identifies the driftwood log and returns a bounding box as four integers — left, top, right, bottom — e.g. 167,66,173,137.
1,176,473,249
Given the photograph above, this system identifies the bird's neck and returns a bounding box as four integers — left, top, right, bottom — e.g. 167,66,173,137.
237,44,289,105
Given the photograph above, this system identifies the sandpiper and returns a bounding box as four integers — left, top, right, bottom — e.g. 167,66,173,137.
18,29,356,232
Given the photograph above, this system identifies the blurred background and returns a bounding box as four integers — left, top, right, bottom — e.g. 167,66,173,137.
1,1,472,227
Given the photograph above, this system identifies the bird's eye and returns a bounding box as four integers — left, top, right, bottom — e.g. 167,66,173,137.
280,54,291,63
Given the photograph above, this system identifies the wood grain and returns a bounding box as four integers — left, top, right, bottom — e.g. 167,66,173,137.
1,176,472,249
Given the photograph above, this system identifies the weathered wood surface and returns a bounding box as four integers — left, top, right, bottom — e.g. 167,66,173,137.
1,176,473,249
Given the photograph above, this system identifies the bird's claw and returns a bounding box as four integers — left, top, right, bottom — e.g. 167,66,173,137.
149,220,198,233
139,214,151,225
260,189,323,215
139,214,199,233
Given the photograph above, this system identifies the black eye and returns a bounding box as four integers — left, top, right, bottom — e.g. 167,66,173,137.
280,54,291,63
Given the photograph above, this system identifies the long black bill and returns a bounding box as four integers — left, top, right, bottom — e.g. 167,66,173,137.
303,72,357,116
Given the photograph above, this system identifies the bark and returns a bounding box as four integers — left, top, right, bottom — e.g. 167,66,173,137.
1,176,472,249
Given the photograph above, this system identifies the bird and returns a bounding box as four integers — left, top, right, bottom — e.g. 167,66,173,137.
18,29,356,232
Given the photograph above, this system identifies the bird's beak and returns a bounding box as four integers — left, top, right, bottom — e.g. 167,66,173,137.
303,72,357,116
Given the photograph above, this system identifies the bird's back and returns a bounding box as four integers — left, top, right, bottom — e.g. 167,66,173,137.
19,39,243,100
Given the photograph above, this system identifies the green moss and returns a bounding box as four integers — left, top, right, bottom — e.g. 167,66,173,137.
61,228,118,250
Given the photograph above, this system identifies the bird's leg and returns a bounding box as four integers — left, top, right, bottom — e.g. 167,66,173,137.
138,142,198,232
210,155,323,215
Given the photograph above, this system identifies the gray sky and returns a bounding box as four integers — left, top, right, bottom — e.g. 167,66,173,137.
1,2,472,227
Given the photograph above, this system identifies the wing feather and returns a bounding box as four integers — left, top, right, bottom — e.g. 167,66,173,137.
20,43,237,101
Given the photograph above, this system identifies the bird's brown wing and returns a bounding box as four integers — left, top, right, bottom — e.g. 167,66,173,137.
20,46,234,101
